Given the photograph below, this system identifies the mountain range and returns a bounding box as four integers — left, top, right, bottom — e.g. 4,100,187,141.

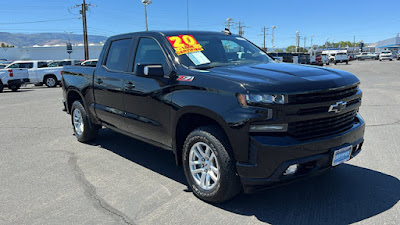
0,32,107,47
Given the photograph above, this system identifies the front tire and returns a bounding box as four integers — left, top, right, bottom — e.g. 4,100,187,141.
70,101,100,143
182,126,241,203
0,82,3,93
44,75,57,88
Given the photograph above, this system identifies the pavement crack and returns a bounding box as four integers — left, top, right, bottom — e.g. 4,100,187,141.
366,120,400,127
67,152,136,225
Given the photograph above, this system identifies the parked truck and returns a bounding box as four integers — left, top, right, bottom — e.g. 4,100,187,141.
5,60,62,87
0,68,29,92
61,31,365,203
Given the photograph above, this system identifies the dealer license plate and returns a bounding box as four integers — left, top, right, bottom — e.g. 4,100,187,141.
332,145,352,166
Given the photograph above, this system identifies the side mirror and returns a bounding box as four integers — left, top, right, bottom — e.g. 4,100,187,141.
137,64,164,77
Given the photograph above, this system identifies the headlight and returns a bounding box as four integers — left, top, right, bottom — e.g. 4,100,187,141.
238,94,285,106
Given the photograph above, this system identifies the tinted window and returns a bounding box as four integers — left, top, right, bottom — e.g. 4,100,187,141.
105,39,132,71
134,38,167,72
8,63,33,68
38,61,48,68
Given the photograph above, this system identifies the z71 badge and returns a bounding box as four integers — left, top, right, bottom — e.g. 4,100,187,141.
177,75,195,82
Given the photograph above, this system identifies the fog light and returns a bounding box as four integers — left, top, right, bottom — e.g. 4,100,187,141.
249,124,288,132
283,164,298,175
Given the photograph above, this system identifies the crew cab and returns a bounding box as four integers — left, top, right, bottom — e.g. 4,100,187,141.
61,31,365,203
0,68,29,92
5,60,62,87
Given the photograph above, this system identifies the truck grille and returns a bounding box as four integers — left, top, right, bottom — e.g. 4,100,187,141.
288,110,357,140
288,85,358,104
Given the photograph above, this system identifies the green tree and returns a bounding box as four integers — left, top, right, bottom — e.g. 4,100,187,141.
286,45,296,52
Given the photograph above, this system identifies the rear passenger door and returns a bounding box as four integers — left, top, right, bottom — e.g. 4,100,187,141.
93,38,134,128
123,36,173,148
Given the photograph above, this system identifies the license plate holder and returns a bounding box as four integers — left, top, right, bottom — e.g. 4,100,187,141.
332,145,352,166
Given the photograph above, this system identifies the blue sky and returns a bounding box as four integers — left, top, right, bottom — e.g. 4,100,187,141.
1,0,399,48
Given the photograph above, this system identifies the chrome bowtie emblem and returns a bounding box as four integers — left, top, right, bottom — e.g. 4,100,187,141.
328,101,347,113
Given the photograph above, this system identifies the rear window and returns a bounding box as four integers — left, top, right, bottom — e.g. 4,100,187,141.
382,51,391,54
105,39,132,71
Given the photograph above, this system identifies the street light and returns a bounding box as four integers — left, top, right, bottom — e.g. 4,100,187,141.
142,0,152,31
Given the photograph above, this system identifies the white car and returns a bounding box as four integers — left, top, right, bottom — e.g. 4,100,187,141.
379,51,393,61
5,60,62,87
0,68,29,92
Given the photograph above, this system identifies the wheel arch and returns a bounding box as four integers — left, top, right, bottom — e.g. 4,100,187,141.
66,89,85,114
173,106,232,166
42,74,58,83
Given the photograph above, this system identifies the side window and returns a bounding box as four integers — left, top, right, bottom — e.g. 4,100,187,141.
20,63,33,69
134,38,167,72
105,38,132,71
8,63,19,68
38,62,48,68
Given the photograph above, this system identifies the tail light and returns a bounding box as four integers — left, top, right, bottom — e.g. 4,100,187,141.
60,70,63,76
8,69,13,77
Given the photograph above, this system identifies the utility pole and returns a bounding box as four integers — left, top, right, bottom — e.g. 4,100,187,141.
186,0,189,31
225,18,234,30
236,21,247,36
81,0,89,60
261,26,269,50
296,31,299,52
311,34,314,47
304,36,306,50
271,26,276,52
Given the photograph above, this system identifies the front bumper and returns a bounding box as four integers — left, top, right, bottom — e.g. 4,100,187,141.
237,114,365,193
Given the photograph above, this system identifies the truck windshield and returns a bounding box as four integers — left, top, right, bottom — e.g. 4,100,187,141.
166,34,273,69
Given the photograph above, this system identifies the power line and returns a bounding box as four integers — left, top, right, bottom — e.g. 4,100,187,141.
0,18,77,25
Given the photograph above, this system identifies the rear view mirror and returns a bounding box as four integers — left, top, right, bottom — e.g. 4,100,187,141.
136,64,164,77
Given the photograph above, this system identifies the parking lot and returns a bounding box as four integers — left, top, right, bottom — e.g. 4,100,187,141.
0,60,399,225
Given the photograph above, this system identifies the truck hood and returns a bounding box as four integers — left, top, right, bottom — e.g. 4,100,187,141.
208,63,359,93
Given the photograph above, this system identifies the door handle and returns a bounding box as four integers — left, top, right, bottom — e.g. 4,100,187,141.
124,82,135,90
95,78,103,84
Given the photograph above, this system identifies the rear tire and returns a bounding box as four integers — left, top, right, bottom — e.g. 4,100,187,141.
182,126,242,203
10,85,19,92
346,61,348,65
44,75,57,88
0,82,3,93
70,101,100,143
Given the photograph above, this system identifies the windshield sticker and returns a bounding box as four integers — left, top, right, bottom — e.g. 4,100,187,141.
167,35,203,55
177,75,195,82
186,51,211,66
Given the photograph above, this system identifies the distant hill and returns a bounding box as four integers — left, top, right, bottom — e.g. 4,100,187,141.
0,32,107,47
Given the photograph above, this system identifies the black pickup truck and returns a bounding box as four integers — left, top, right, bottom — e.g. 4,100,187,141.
61,31,365,203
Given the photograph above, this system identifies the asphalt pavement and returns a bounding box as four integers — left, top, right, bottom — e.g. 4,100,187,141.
0,60,399,225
